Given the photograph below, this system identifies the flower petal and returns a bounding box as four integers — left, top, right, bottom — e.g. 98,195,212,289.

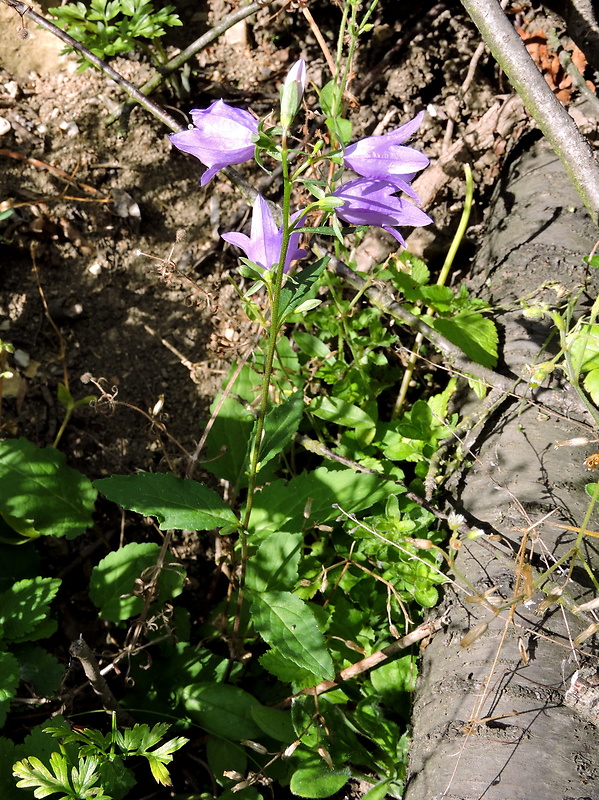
170,99,258,184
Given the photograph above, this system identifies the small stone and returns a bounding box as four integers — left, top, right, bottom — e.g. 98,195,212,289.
88,263,102,276
4,81,18,98
0,117,11,136
13,349,30,368
59,120,79,137
224,20,248,48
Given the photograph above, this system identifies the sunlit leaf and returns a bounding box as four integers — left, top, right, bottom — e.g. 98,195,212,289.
94,473,238,531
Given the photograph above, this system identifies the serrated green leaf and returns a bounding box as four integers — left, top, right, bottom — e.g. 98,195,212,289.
0,577,60,643
259,391,304,471
395,252,430,285
434,313,498,368
0,652,20,727
248,467,396,535
246,531,302,593
89,542,183,622
259,649,320,690
418,284,454,310
146,755,171,786
13,644,64,696
0,439,96,539
250,591,334,682
181,683,262,740
279,258,329,322
94,473,238,531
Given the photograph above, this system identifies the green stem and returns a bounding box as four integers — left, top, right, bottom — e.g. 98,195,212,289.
230,138,294,656
243,142,294,529
392,163,473,418
436,164,473,287
53,410,72,448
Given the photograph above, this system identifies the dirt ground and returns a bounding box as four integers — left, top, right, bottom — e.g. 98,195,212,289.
1,0,597,796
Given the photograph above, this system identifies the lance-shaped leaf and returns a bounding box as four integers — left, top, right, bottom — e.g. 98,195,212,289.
257,391,304,472
279,257,329,321
248,467,396,536
250,590,334,683
94,473,238,531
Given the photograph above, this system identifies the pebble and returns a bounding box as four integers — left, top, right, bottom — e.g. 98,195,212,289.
13,349,30,368
59,120,79,137
0,117,11,136
3,81,18,99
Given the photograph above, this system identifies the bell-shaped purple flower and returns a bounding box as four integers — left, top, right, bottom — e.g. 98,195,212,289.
222,194,308,272
170,99,259,186
332,178,432,246
343,111,429,186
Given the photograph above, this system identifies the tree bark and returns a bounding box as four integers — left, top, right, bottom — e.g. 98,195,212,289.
405,132,599,799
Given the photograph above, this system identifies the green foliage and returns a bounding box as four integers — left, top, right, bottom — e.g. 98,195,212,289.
0,7,503,795
94,473,239,531
0,248,476,798
250,591,335,685
13,752,110,800
48,0,182,68
565,322,599,403
0,439,96,542
0,575,63,727
12,717,187,798
89,542,184,622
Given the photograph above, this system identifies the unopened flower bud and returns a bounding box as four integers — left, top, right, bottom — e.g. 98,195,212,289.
280,59,307,129
241,740,268,754
282,740,301,759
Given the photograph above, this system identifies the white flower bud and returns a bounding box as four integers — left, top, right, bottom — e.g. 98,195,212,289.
280,59,307,129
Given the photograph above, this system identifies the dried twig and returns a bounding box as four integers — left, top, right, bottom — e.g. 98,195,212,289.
1,0,181,132
106,1,272,125
69,636,135,727
286,614,450,702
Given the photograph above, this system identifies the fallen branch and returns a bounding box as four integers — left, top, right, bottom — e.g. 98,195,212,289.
69,637,135,727
294,613,450,701
461,0,599,224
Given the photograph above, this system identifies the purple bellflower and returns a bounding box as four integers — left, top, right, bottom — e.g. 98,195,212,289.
170,99,259,186
343,111,429,186
332,178,432,246
222,194,308,273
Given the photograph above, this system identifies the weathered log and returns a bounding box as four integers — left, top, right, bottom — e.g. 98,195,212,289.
405,132,599,799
